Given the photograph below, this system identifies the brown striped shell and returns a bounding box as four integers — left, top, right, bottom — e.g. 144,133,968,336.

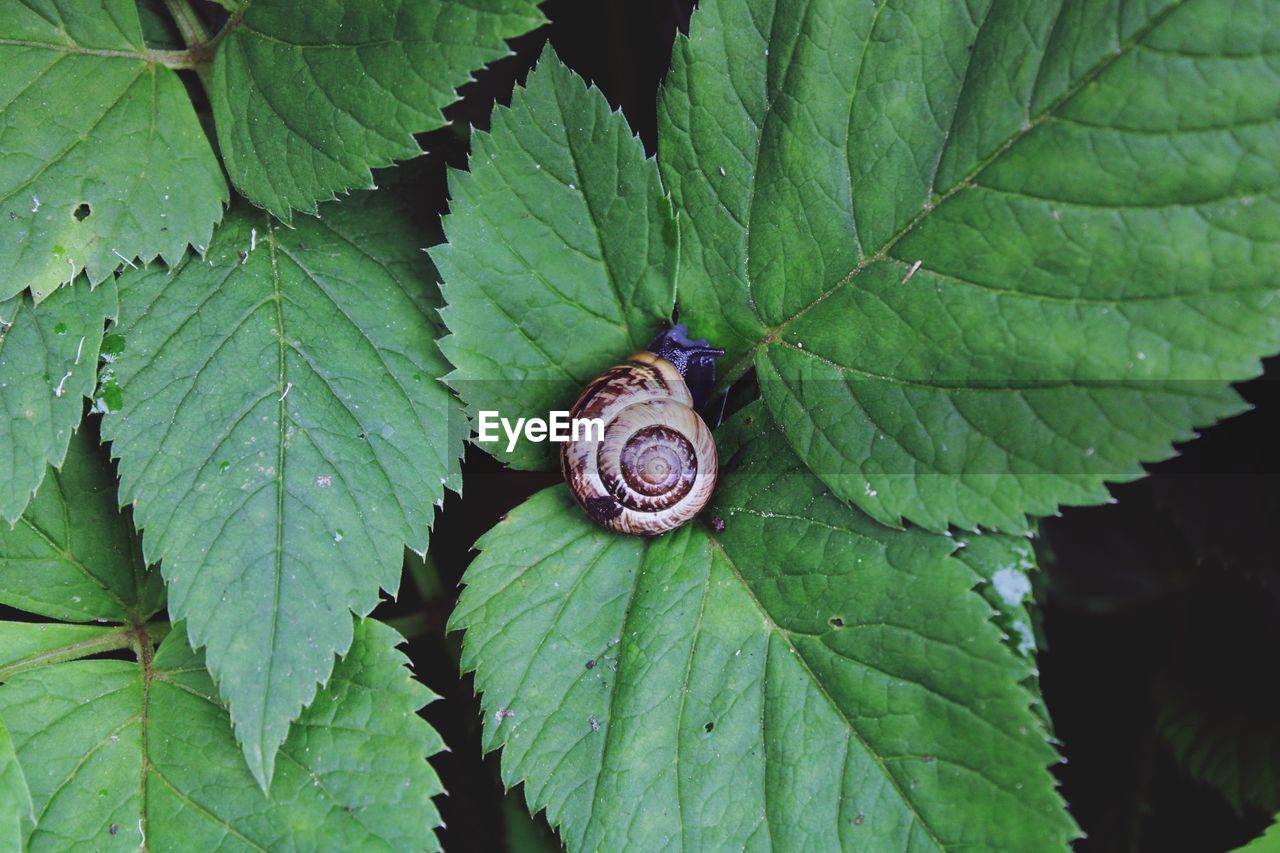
561,351,717,536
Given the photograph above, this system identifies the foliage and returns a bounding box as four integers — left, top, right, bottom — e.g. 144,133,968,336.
452,401,1072,848
0,0,1276,848
209,0,546,220
659,0,1280,534
0,433,445,848
0,0,541,839
0,0,544,301
0,0,225,302
435,48,678,470
99,191,463,787
437,0,1278,847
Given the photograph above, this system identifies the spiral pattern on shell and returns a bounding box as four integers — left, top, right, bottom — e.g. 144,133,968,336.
561,352,717,536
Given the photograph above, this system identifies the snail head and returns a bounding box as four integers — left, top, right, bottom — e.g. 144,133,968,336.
647,324,725,408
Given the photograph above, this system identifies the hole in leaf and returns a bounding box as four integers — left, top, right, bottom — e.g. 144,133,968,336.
829,616,845,629
73,202,91,221
704,721,714,732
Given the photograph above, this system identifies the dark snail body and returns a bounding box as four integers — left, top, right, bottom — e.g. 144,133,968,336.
562,327,723,536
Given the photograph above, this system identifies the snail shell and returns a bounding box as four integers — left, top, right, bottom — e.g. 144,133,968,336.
562,351,718,536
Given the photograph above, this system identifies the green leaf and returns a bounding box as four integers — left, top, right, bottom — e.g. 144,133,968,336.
0,0,226,301
99,190,463,788
452,403,1074,850
0,716,33,851
0,427,163,623
0,618,445,850
210,0,547,221
435,47,678,469
0,281,115,523
658,0,1280,532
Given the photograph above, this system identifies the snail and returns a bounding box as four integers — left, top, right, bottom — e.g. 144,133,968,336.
561,325,724,536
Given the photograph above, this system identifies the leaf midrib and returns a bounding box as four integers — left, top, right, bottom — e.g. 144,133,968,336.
705,533,946,850
261,219,289,783
0,37,173,63
0,627,132,681
764,337,1243,394
712,0,1191,394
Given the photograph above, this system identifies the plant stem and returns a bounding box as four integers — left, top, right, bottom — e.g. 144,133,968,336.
162,0,212,48
387,612,436,641
0,626,136,681
160,0,222,89
0,39,202,69
408,552,444,602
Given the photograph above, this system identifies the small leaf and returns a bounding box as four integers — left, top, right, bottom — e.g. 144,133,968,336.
452,403,1074,849
0,619,444,849
659,0,1280,532
100,191,463,787
435,47,678,469
0,0,226,300
0,281,115,523
210,0,546,220
0,428,163,623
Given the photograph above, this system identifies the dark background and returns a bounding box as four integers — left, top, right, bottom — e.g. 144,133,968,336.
386,2,1280,850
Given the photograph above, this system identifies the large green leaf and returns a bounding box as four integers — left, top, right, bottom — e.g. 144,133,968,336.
658,0,1280,532
0,281,115,523
100,190,463,788
452,404,1074,849
0,0,226,301
0,428,163,623
210,0,547,221
0,618,444,850
435,47,678,469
